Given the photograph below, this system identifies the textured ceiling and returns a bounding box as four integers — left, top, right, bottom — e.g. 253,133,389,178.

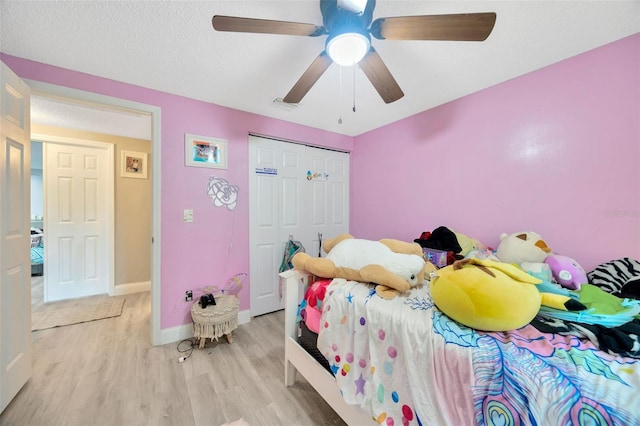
2,1,639,137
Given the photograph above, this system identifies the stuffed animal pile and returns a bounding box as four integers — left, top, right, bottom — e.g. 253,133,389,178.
430,230,612,331
291,229,638,333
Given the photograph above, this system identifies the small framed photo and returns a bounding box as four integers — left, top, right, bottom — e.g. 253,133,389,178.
185,134,228,169
121,150,148,179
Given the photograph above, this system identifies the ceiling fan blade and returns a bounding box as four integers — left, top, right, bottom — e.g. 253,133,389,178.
370,12,496,41
283,52,333,104
359,48,404,104
212,15,325,37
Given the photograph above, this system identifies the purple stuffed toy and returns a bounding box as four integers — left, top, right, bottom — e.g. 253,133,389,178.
544,254,587,290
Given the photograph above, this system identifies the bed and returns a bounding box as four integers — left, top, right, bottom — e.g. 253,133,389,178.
30,229,44,276
280,269,640,425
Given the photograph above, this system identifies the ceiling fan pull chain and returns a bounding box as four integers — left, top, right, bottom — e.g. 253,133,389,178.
352,63,357,112
338,65,343,124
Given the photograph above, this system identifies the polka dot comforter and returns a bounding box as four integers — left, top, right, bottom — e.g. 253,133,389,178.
317,278,640,426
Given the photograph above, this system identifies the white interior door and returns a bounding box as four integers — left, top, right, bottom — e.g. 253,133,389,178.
249,136,307,316
249,135,349,317
43,139,114,302
0,61,32,413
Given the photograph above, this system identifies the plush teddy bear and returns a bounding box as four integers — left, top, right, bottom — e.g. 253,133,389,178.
430,258,586,331
292,234,435,299
495,231,552,265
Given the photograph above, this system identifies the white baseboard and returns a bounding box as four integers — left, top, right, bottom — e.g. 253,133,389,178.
159,323,193,346
238,309,251,325
114,280,150,296
158,308,251,346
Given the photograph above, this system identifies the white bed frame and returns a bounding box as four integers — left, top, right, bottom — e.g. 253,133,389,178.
280,269,374,425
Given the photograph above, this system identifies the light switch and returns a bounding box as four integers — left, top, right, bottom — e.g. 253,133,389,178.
183,209,194,223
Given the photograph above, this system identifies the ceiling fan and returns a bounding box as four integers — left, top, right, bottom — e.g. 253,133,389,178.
212,0,496,105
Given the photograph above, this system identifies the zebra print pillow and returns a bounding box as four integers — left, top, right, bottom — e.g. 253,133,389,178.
587,257,640,299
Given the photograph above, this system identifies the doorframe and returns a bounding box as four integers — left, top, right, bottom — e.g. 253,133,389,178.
26,80,162,345
32,135,115,301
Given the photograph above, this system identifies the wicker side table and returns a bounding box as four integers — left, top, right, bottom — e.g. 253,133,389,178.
190,295,239,348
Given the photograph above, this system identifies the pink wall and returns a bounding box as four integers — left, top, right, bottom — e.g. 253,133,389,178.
351,34,640,272
0,53,353,329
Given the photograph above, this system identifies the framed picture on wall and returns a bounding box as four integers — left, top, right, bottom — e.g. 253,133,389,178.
121,150,148,179
185,134,228,169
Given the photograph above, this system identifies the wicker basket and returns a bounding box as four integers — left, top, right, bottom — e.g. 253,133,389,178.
190,294,239,348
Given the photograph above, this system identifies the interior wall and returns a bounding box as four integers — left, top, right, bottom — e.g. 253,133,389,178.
115,137,152,286
32,123,152,286
351,33,640,271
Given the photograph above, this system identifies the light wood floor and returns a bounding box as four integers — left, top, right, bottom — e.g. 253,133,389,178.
1,280,346,426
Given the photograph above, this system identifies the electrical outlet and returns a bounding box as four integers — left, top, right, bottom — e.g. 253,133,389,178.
185,290,193,301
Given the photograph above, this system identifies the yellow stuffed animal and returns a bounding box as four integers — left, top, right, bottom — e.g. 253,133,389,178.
430,258,586,331
292,234,436,299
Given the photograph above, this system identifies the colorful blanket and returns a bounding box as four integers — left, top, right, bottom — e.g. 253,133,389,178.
317,279,640,425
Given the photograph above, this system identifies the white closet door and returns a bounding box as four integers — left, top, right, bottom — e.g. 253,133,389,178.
249,136,306,316
304,146,350,257
249,136,349,317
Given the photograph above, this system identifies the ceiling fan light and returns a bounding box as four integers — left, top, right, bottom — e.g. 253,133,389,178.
326,32,370,67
